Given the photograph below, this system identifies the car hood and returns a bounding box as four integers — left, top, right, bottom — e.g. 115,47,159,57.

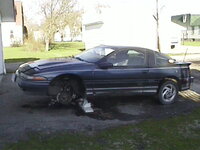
25,57,91,70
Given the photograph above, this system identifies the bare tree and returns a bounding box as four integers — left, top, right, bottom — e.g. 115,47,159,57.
57,8,82,42
40,0,81,51
68,11,82,41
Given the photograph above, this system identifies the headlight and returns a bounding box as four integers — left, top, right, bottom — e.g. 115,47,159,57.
19,63,28,68
20,73,47,81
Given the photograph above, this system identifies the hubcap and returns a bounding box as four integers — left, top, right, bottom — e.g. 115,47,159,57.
161,84,176,102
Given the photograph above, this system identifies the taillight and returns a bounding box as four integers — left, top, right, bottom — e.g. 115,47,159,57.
181,67,190,89
182,68,190,78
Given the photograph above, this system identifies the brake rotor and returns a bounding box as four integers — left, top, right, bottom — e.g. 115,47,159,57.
56,85,74,105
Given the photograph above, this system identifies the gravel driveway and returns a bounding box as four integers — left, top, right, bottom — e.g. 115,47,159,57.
0,62,200,149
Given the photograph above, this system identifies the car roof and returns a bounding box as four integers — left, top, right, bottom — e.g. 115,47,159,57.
97,45,155,53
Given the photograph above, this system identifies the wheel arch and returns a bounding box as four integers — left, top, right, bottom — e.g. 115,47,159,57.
158,76,180,92
48,73,86,96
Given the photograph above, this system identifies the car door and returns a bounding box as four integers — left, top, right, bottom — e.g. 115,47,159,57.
93,48,149,96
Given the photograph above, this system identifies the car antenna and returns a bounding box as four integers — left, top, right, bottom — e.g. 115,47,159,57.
183,48,188,62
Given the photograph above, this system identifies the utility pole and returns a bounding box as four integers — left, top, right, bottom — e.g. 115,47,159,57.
156,0,161,52
153,0,161,52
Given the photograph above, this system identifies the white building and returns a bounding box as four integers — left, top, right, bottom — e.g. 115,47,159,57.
1,0,25,47
0,0,16,74
54,26,72,42
54,26,82,42
34,26,82,43
82,0,177,53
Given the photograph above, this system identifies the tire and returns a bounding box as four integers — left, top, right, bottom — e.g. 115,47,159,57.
158,80,178,105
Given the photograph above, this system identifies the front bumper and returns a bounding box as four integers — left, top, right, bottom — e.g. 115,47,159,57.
12,71,50,94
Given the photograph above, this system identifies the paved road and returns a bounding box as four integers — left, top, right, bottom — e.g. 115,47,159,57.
171,54,200,62
168,45,200,54
0,62,200,149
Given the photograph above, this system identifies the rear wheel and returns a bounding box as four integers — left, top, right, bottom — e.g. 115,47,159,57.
158,81,178,105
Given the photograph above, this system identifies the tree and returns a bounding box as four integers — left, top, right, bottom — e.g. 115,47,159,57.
24,17,40,37
57,9,82,42
68,11,82,41
40,0,81,51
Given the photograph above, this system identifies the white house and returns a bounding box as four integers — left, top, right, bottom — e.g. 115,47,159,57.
54,26,72,42
34,26,82,43
1,0,24,47
0,0,16,74
82,0,176,53
54,26,82,42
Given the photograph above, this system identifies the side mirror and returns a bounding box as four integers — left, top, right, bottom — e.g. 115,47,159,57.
169,59,176,63
98,62,113,69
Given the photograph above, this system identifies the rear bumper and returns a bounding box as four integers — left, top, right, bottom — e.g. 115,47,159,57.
190,76,194,83
189,76,194,88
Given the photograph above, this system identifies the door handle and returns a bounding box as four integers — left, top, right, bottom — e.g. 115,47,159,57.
142,70,149,73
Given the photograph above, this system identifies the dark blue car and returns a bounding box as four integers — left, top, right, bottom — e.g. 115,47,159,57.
13,45,193,105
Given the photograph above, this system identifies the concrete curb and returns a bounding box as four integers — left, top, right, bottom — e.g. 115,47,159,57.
5,62,23,73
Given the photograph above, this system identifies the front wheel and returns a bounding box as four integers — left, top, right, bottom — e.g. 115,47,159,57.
49,79,83,105
55,81,76,105
158,81,178,105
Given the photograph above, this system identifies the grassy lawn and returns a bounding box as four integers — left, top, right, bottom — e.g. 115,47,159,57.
4,42,85,63
4,107,200,150
182,41,200,47
4,42,198,63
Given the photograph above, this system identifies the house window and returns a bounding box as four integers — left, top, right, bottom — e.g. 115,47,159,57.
183,15,187,23
192,26,195,35
10,30,14,39
199,26,200,35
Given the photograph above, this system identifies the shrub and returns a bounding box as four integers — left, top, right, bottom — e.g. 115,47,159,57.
24,36,45,52
11,39,22,47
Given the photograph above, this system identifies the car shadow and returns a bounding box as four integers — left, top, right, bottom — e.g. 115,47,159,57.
20,94,200,122
76,95,200,121
88,96,156,121
21,98,76,110
191,69,200,79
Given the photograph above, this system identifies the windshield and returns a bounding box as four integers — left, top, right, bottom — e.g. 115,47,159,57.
75,47,115,63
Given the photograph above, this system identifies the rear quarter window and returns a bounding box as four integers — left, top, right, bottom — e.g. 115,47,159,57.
155,52,172,67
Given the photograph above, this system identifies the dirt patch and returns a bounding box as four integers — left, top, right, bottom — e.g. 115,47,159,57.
18,94,200,122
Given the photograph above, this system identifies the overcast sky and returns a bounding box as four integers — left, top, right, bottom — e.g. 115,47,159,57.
21,0,200,24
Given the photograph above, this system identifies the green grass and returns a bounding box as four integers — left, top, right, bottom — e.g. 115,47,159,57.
182,41,200,46
4,42,198,63
4,42,85,63
4,107,200,150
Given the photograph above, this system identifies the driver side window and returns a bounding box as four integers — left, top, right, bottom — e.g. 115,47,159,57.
106,51,129,67
106,49,145,67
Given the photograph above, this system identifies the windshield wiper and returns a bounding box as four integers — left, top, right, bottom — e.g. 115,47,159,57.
75,57,85,61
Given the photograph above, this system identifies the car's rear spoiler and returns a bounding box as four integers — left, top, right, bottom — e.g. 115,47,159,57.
175,62,192,67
